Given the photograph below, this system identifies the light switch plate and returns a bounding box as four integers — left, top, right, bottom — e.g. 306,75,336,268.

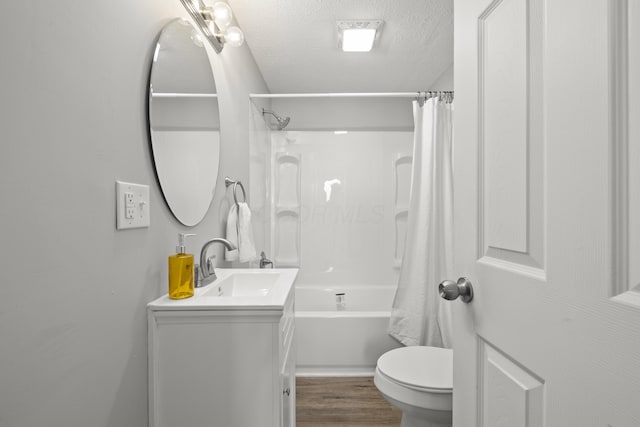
116,181,150,229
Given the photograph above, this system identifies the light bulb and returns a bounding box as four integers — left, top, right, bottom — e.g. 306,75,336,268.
206,19,217,34
190,30,204,47
212,2,233,30
224,26,244,47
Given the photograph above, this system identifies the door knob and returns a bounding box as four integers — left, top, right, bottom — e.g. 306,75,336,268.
439,277,474,303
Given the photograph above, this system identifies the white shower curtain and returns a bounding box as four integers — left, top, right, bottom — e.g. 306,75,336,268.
388,96,454,348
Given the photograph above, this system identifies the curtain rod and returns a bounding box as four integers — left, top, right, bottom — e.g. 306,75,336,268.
249,91,453,99
152,93,218,98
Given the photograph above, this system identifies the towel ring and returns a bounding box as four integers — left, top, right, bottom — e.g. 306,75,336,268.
224,177,246,206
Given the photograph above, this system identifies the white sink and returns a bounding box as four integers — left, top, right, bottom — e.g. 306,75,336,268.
147,268,298,310
202,272,280,297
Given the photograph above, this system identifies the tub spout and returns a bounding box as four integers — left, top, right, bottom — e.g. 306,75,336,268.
259,251,273,269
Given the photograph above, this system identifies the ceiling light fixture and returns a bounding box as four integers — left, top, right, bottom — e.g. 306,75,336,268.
179,0,244,53
337,20,383,52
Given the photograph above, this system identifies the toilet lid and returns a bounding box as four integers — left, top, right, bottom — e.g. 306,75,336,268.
377,346,453,391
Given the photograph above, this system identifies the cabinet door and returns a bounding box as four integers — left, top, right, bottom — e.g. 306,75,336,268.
149,313,276,427
281,335,296,427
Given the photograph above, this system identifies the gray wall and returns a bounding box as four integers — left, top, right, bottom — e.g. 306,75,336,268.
268,63,454,132
0,1,267,426
272,97,415,131
431,63,454,90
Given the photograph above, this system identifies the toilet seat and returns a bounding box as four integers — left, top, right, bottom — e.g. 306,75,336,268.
374,346,453,412
377,346,453,393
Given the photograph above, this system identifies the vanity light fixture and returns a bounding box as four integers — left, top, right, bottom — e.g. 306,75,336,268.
337,20,383,52
179,0,244,53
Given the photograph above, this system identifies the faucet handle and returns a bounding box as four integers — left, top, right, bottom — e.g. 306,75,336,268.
194,264,201,287
205,256,216,275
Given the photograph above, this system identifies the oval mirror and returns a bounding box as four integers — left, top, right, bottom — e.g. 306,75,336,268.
148,18,220,226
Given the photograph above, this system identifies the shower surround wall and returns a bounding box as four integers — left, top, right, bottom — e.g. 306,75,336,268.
271,130,413,284
250,96,414,374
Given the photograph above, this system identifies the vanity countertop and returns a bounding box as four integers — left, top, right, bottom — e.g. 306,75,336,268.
147,268,298,311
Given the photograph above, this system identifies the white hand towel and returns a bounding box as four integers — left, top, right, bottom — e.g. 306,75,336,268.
237,202,257,263
225,204,239,261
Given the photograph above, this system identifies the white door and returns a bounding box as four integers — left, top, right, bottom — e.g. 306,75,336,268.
453,0,640,425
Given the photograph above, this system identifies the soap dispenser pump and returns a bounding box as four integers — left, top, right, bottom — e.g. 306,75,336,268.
168,233,196,300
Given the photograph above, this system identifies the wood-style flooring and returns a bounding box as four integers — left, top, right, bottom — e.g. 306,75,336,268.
296,377,402,427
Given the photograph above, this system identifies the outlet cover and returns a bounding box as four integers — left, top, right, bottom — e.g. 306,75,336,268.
116,181,150,229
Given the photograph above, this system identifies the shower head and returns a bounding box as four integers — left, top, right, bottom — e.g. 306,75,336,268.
262,109,290,130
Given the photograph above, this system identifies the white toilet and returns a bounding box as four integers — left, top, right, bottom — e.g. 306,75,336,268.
374,346,453,427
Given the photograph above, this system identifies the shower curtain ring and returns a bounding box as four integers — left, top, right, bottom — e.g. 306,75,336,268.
417,91,425,107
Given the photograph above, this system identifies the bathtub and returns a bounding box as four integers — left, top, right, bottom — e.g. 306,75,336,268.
294,285,402,377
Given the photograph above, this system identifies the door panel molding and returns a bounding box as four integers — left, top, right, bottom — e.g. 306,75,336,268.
478,338,545,427
611,0,640,303
477,0,546,278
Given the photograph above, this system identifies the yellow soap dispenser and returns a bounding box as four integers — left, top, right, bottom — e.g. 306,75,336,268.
168,233,196,300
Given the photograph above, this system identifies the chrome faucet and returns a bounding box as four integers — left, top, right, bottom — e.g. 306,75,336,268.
196,238,235,287
259,251,273,269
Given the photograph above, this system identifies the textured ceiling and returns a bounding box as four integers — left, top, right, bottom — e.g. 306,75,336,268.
225,0,453,93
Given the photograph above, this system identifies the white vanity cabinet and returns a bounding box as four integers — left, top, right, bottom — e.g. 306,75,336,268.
147,269,297,427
